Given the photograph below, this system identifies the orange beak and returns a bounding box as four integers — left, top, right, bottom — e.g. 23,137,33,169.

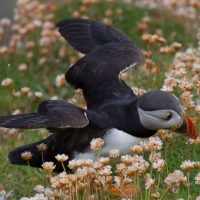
174,114,198,139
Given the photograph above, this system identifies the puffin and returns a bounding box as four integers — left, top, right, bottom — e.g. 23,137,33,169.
0,19,198,172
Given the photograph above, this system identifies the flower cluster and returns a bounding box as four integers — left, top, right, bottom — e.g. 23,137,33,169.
20,134,200,199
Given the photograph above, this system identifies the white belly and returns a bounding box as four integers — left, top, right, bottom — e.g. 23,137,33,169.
73,128,148,163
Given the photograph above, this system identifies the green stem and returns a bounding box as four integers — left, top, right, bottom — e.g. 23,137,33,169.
156,173,161,192
193,145,197,161
150,150,154,177
164,143,169,175
27,160,34,193
36,99,39,111
176,186,180,199
147,188,151,200
61,161,66,173
75,180,78,200
7,87,12,114
160,186,171,200
25,94,28,113
11,97,14,114
145,183,148,200
98,149,100,161
187,170,190,200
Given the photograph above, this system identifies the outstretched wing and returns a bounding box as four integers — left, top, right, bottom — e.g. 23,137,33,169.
0,100,89,129
56,19,144,108
56,18,133,54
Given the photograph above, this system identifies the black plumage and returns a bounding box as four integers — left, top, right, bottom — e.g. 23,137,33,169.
0,100,89,129
0,19,197,172
57,19,144,108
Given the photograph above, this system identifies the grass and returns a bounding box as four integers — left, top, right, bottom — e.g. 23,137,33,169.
0,0,200,199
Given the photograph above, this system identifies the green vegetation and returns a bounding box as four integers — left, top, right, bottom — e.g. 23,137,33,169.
0,0,200,199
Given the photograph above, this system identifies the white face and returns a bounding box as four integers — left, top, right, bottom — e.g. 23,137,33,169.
138,108,182,130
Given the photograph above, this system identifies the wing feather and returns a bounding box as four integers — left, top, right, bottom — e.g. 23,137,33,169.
0,100,89,129
56,18,144,108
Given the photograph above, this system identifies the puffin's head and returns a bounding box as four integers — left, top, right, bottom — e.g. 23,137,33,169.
137,90,198,139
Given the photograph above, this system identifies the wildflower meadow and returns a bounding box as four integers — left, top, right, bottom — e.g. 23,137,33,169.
1,0,200,199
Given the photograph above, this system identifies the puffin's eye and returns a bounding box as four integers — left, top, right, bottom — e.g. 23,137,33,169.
164,112,172,121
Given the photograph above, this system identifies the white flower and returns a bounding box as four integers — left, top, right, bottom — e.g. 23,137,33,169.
114,176,122,187
38,57,47,66
99,165,112,176
174,62,185,69
21,151,32,161
121,155,132,165
171,42,182,50
126,165,139,176
116,163,127,174
195,173,200,184
98,157,110,165
0,18,11,27
68,159,83,169
21,87,30,95
193,63,200,73
33,193,48,200
90,138,104,150
40,37,51,47
82,159,93,166
35,92,43,100
37,143,47,152
13,109,22,115
180,160,195,171
175,68,187,77
43,21,54,29
18,64,27,72
33,19,42,28
55,154,69,162
195,105,200,114
42,162,56,173
151,192,160,199
12,90,21,98
34,185,44,193
179,78,194,91
148,136,163,150
55,74,65,87
109,149,120,158
1,78,13,87
144,173,155,189
164,170,187,187
139,140,150,151
153,159,165,172
164,77,177,87
131,145,143,154
51,95,58,100
44,188,53,198
149,152,162,162
92,161,103,170
77,166,94,177
181,91,193,101
161,85,173,93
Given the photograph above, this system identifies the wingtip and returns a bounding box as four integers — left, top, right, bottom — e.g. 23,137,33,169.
56,18,90,28
56,19,66,28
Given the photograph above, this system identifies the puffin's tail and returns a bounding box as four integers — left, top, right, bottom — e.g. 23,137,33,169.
8,134,54,168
